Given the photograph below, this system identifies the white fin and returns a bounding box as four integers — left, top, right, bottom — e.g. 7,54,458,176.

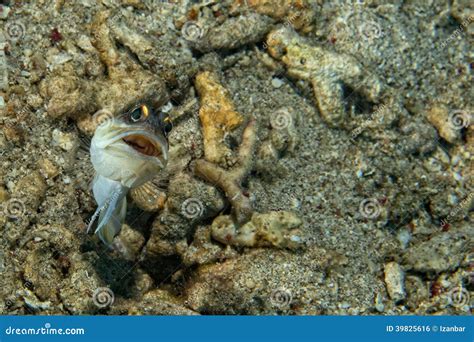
95,195,127,246
88,175,129,246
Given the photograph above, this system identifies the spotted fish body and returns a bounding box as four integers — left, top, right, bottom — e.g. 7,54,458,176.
88,103,172,246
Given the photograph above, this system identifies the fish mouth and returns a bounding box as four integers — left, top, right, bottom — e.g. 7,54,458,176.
117,130,168,166
123,134,162,158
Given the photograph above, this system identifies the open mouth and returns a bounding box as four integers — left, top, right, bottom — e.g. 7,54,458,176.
122,134,163,158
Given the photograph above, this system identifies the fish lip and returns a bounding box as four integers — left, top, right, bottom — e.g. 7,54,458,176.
114,129,168,167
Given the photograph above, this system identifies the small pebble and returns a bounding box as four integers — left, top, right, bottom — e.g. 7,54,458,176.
375,302,385,313
384,262,406,302
451,155,461,166
339,302,350,309
290,198,301,209
52,129,76,151
396,228,411,249
245,278,255,289
0,5,11,19
271,78,284,88
448,193,458,205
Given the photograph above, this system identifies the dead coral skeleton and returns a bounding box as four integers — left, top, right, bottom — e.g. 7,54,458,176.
193,118,257,224
195,71,244,165
266,26,383,128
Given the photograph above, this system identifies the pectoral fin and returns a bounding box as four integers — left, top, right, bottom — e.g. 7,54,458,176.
95,193,127,246
88,175,129,246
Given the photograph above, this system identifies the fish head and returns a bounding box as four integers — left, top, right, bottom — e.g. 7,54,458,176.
115,102,172,166
91,102,172,187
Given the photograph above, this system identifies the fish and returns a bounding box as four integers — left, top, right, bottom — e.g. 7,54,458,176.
87,101,172,246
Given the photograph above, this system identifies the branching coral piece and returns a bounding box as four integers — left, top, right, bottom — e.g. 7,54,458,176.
193,119,257,223
195,71,244,165
91,11,121,77
211,211,304,250
266,27,383,127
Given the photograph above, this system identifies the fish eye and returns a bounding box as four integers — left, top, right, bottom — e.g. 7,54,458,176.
130,105,149,122
163,116,173,135
130,108,142,122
